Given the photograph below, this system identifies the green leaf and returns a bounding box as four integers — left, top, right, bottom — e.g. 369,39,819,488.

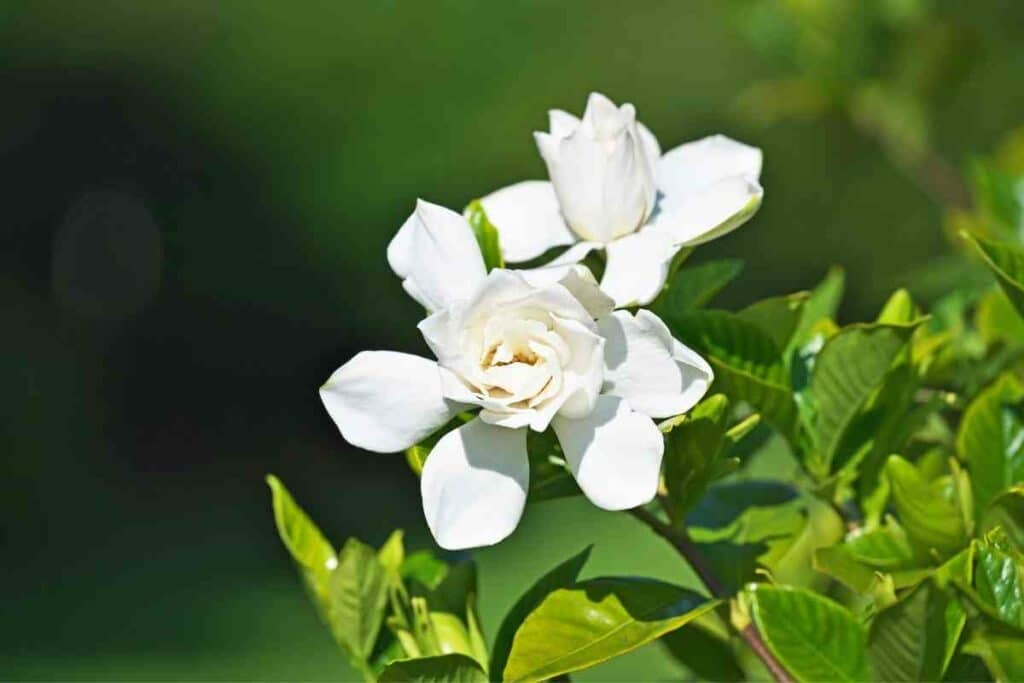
877,288,919,325
808,321,919,476
964,633,1024,682
957,374,1024,516
490,547,591,678
792,266,845,347
656,258,744,314
738,292,808,352
504,578,718,682
743,584,870,683
379,653,488,682
844,520,920,571
660,616,744,682
464,200,504,272
965,232,1024,320
667,310,798,440
329,538,391,663
379,530,405,576
975,543,1024,630
662,394,731,523
402,551,449,589
868,580,966,681
886,455,969,559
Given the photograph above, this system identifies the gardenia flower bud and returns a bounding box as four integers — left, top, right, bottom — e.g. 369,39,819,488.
481,92,764,308
320,200,713,550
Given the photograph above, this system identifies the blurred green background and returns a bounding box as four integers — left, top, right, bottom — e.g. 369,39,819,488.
3,1,1023,679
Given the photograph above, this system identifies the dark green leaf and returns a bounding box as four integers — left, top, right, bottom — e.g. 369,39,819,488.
656,258,744,313
379,653,488,683
667,310,798,440
490,547,591,678
868,580,966,681
738,292,808,352
957,374,1024,516
526,428,581,502
660,616,745,682
975,543,1024,630
662,394,731,522
464,199,504,272
792,266,845,348
744,584,870,683
808,322,919,476
504,578,717,682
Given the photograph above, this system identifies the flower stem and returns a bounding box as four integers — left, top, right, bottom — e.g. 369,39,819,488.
627,506,794,683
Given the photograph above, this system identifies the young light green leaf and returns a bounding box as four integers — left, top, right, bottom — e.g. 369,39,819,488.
982,486,1024,551
957,374,1024,516
965,232,1024,319
328,538,391,663
886,455,969,559
867,580,966,681
503,578,718,682
877,288,919,325
667,310,798,440
655,258,744,314
843,519,920,571
743,584,870,683
378,653,488,683
661,394,731,523
266,474,336,574
464,199,505,272
808,321,919,477
378,530,405,576
490,547,591,679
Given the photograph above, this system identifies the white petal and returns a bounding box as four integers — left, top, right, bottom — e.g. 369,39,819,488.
479,181,575,263
552,396,663,510
551,316,606,420
549,109,580,138
319,351,466,453
386,199,487,312
598,310,713,418
600,230,680,308
657,134,762,199
650,176,763,247
520,263,613,319
638,123,661,165
420,418,528,550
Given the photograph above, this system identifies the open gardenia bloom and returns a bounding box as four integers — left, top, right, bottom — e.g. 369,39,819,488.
479,92,764,307
320,200,713,550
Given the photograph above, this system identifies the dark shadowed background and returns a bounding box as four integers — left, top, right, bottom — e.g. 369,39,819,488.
3,1,1024,679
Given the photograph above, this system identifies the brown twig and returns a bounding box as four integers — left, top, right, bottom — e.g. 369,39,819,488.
628,506,794,683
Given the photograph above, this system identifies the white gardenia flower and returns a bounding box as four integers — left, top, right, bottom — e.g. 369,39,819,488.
480,92,764,308
320,199,713,550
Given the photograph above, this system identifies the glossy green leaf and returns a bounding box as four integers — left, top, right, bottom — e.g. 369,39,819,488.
744,584,870,683
965,232,1024,319
886,455,969,559
329,537,390,662
965,633,1024,682
662,394,731,523
868,580,965,681
379,653,488,682
737,292,808,352
464,199,504,272
656,258,744,313
660,616,744,682
668,310,797,440
504,578,717,682
975,543,1024,630
807,321,918,476
957,374,1024,516
490,547,591,678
